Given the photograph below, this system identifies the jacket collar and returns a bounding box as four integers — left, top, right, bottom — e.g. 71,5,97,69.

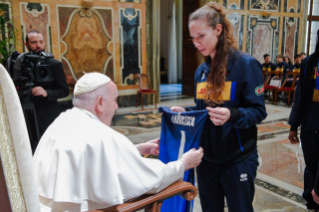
202,48,239,75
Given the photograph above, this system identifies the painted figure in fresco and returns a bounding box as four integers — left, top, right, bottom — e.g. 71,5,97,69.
33,72,203,211
13,31,69,143
170,2,266,211
288,30,319,211
261,53,276,73
63,10,111,79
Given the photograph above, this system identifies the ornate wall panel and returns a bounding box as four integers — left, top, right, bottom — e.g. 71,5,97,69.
119,0,141,2
282,17,299,61
246,16,280,63
0,2,14,55
227,14,244,50
58,6,114,81
284,0,301,13
249,0,281,11
20,3,51,52
223,0,244,10
119,8,142,85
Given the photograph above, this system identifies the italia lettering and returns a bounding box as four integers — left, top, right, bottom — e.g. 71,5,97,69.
171,115,195,127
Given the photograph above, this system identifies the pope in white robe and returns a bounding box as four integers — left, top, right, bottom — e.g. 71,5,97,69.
33,73,203,212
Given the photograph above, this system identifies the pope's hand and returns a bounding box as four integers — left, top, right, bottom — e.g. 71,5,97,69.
136,138,160,155
170,106,185,112
180,147,203,171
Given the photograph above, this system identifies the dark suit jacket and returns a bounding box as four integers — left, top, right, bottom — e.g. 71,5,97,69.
32,59,69,136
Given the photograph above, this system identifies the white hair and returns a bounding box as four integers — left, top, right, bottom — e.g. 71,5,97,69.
73,84,108,109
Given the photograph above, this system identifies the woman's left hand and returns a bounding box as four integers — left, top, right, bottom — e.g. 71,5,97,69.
206,107,230,126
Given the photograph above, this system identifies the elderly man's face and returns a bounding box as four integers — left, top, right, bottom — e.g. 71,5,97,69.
100,82,118,126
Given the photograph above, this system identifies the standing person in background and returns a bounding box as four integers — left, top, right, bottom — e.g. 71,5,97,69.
261,53,276,74
288,30,319,211
13,31,69,150
170,2,267,211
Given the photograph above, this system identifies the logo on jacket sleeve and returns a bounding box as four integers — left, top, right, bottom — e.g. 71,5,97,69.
240,173,248,181
255,85,264,96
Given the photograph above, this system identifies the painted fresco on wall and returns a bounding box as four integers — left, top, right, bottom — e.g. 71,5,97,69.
227,14,244,50
246,16,280,64
284,0,301,13
223,0,244,10
58,7,114,81
282,17,299,61
120,8,141,85
249,0,280,11
20,3,51,52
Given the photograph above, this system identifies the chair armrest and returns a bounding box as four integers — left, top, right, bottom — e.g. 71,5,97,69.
92,181,197,212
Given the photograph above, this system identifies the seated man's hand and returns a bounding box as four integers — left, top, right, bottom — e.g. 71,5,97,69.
32,86,47,97
312,189,319,205
170,106,185,112
288,130,299,144
180,147,203,171
136,138,160,155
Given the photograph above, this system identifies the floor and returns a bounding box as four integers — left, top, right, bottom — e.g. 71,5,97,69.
112,85,307,211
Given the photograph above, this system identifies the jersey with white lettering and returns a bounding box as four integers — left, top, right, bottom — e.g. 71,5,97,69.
158,106,208,212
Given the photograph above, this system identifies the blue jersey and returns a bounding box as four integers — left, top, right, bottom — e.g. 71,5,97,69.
158,107,208,212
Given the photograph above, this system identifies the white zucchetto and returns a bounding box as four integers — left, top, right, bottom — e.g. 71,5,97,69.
74,72,111,96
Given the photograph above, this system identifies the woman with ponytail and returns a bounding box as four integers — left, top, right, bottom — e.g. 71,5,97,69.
288,29,319,210
171,2,266,211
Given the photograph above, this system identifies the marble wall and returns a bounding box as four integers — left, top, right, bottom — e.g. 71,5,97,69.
220,0,306,63
282,17,299,62
246,16,280,63
10,0,147,99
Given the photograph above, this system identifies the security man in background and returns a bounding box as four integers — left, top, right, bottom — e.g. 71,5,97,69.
14,31,69,140
288,30,319,210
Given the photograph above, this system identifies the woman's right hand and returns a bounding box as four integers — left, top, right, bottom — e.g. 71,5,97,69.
170,106,186,112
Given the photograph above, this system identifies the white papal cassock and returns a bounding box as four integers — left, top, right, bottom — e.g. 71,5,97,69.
33,107,184,212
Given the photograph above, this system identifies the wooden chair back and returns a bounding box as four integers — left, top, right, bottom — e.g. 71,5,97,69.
280,72,300,88
134,74,153,90
262,69,269,83
264,71,283,87
0,64,40,212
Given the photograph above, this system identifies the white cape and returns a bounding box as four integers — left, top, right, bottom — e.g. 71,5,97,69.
33,107,184,210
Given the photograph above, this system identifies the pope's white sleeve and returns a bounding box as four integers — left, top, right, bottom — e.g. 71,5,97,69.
145,160,185,194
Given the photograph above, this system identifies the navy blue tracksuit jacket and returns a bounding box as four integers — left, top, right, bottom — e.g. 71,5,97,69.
186,49,267,164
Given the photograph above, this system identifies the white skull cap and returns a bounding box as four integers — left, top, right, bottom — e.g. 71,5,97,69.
74,72,111,96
